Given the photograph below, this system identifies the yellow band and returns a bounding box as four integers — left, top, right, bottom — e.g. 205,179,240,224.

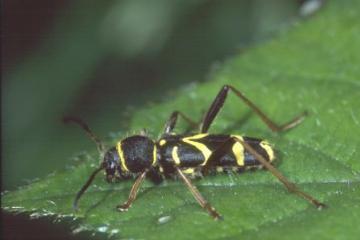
152,145,157,166
260,141,275,162
172,146,181,165
231,135,245,166
116,142,129,172
182,134,212,166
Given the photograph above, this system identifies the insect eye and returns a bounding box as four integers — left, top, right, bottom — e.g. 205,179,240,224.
105,160,115,171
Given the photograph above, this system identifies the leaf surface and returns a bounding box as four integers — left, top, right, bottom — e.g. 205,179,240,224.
3,1,360,239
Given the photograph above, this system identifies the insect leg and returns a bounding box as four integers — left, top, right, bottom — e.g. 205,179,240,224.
235,138,327,209
200,85,307,133
116,170,147,212
146,167,164,185
201,137,236,175
163,111,198,134
175,167,222,220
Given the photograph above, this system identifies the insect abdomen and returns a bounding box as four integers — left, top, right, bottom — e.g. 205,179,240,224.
241,136,275,166
158,134,275,170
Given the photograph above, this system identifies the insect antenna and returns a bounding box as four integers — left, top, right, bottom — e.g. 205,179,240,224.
73,165,104,210
63,117,105,154
63,116,106,210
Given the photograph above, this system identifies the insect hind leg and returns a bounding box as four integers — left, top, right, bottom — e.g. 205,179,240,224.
235,138,327,209
200,85,308,133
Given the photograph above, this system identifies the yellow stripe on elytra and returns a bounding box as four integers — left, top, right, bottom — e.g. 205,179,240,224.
171,146,181,165
260,141,275,162
182,134,212,166
152,145,157,166
231,135,245,166
116,142,129,172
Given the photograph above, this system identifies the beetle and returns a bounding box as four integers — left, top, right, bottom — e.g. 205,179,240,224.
65,85,326,220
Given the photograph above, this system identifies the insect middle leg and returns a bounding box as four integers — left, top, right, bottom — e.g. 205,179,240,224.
200,85,308,133
175,166,222,220
163,111,198,134
117,170,148,211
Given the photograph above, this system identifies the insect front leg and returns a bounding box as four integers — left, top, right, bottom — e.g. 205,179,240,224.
175,166,222,220
116,170,147,212
235,138,327,209
200,85,308,133
163,111,198,134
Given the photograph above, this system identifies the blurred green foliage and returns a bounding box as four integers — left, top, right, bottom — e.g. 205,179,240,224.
3,0,360,239
3,0,298,189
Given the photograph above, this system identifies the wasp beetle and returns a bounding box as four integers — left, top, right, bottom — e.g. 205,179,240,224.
65,85,326,220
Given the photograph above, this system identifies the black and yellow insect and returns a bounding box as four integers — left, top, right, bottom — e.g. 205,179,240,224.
65,85,326,220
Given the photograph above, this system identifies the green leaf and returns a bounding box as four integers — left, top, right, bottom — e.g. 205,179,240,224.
3,1,360,239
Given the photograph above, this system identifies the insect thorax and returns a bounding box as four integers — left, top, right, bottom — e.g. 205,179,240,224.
116,135,157,173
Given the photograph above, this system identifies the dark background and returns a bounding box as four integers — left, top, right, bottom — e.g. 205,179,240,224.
2,0,316,239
